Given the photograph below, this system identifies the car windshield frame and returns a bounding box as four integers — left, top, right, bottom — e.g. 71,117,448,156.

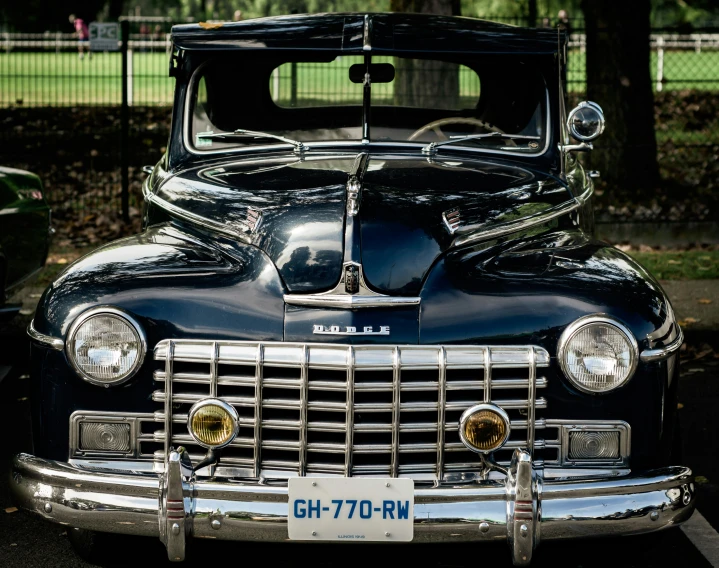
182,53,553,160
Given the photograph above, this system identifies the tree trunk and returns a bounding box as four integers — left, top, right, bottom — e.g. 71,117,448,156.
390,0,460,109
581,0,659,192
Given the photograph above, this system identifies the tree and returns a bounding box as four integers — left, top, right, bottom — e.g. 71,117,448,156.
390,0,461,109
581,0,659,192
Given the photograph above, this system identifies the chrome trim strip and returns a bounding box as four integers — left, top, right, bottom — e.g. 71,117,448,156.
362,14,372,51
452,185,592,249
344,346,355,477
436,347,447,480
143,185,252,242
641,326,684,362
483,346,491,403
299,345,309,476
391,346,401,478
66,306,148,387
11,453,695,550
27,320,64,351
527,347,537,458
557,314,639,394
253,344,264,477
164,341,174,470
284,293,421,308
646,303,676,347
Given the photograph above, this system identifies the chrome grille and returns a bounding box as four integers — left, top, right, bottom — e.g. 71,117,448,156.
153,340,550,478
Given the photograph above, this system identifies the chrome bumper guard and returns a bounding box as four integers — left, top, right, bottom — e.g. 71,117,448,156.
11,451,695,566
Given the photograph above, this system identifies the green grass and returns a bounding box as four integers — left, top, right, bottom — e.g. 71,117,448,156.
629,250,719,280
2,49,718,107
0,51,172,106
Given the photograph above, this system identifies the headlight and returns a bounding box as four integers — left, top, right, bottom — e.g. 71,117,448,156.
187,399,239,448
66,307,146,386
558,315,638,394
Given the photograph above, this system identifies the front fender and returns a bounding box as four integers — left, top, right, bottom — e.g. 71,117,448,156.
419,229,678,469
30,223,285,461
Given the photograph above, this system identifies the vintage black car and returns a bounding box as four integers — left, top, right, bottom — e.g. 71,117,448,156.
15,13,692,565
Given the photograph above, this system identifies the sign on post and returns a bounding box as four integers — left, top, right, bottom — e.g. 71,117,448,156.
89,22,120,52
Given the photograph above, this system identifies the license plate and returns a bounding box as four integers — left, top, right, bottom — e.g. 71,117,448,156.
287,477,414,542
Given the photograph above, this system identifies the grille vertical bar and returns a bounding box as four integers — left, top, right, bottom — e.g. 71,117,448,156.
527,347,537,458
163,341,175,470
391,346,401,478
210,342,219,398
253,344,264,477
483,346,491,403
299,345,309,476
436,346,447,479
344,346,355,477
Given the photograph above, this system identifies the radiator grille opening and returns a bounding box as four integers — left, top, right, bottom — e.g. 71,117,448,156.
153,341,550,479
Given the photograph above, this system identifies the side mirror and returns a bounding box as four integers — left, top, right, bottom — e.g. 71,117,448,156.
567,101,605,142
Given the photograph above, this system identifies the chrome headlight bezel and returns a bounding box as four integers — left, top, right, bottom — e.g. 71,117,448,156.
66,306,147,387
558,314,638,394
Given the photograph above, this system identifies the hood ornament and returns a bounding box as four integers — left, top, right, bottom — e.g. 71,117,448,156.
346,153,369,216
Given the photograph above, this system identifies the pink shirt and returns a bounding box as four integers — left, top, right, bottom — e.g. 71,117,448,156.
74,19,89,39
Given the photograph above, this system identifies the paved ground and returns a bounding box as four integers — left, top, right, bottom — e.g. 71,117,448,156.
661,280,719,331
1,287,718,567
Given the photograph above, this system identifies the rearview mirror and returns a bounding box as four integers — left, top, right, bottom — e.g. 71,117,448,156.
567,101,605,142
349,63,395,84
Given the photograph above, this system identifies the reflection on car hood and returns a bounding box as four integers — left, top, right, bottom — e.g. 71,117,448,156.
153,152,572,294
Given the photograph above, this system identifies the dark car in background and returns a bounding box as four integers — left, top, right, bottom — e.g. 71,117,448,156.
0,165,51,321
14,13,692,565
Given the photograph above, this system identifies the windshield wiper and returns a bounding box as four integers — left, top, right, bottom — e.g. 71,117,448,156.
421,132,541,155
196,129,306,153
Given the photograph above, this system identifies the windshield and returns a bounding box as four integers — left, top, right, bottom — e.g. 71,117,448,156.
188,53,548,155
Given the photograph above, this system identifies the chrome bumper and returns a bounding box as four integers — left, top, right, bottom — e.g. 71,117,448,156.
11,451,695,566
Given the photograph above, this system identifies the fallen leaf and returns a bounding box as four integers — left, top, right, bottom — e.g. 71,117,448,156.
4,507,17,513
16,397,28,402
57,258,68,265
698,298,712,304
677,402,684,409
198,21,224,29
695,475,709,484
678,317,701,327
667,259,682,265
10,543,17,547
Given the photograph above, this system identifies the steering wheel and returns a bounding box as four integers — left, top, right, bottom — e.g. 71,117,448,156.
408,117,506,142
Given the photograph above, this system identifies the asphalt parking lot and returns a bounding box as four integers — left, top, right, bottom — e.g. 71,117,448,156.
1,297,718,567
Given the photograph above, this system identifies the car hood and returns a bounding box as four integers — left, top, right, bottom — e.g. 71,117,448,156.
153,152,572,294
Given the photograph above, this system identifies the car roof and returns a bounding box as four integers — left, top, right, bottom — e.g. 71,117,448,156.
171,13,566,55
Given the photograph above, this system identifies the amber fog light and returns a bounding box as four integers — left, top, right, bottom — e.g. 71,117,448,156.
187,399,239,449
459,404,511,453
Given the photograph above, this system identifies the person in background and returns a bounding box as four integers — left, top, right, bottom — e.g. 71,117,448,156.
557,9,572,37
233,10,243,21
69,14,90,60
